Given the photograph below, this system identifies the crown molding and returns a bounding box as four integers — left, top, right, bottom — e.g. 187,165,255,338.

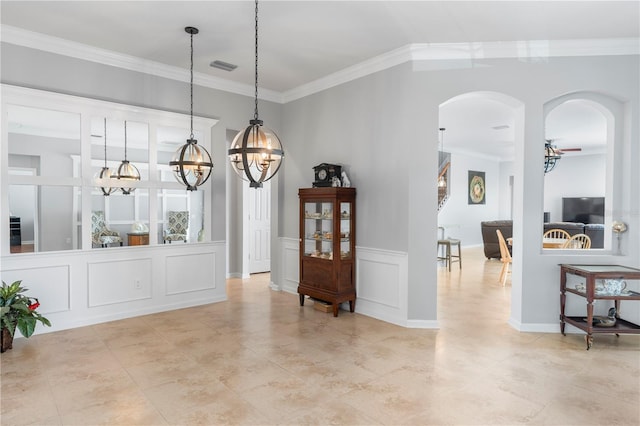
283,38,639,102
409,38,640,61
1,25,283,104
282,45,413,103
2,26,637,105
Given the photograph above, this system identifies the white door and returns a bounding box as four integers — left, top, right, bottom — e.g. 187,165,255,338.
249,180,271,273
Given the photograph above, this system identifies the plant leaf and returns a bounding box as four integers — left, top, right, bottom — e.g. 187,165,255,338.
17,317,36,338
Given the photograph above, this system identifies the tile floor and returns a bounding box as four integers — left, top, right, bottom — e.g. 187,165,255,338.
1,247,639,425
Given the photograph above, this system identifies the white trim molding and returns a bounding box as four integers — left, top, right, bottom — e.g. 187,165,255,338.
276,239,432,328
3,25,637,104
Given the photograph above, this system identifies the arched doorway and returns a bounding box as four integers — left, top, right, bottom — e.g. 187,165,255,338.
437,91,525,318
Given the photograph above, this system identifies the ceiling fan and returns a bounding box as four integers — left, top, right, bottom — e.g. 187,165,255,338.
556,147,582,154
546,139,582,154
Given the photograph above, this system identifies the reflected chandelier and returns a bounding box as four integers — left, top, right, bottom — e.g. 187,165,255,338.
116,120,141,194
97,118,115,196
170,26,213,191
544,139,563,173
228,0,284,188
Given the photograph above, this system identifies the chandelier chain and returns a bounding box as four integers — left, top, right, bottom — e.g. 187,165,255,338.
124,121,128,160
190,30,195,139
254,0,259,121
104,118,108,168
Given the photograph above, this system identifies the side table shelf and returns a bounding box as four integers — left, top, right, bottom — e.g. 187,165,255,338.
560,264,640,349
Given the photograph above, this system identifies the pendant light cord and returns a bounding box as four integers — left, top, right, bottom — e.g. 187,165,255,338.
124,121,128,161
190,29,195,139
254,0,259,121
104,118,108,168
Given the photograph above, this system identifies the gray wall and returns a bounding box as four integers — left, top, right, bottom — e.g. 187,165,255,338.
3,41,639,328
281,54,639,324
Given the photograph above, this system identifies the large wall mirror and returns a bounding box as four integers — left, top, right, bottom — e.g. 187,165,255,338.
2,85,216,255
543,92,618,252
87,118,150,249
7,105,81,253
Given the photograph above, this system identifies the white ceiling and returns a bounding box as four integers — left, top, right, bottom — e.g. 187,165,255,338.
2,1,637,159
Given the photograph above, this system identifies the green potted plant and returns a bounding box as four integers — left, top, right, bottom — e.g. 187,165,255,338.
1,280,51,352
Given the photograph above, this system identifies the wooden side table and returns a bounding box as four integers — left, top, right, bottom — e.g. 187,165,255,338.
560,264,640,349
128,233,149,246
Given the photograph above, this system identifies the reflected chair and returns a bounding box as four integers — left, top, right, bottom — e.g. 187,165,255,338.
496,229,512,286
562,233,591,249
91,211,122,248
164,211,189,243
437,227,462,271
543,228,571,240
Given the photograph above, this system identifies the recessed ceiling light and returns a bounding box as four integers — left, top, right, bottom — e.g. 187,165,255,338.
210,60,237,72
492,125,510,130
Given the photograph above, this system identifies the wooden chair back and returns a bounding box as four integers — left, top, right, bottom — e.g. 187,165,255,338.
543,228,571,240
562,233,592,249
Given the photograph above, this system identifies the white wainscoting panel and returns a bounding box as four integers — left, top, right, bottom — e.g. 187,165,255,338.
165,252,216,295
0,265,70,314
356,247,409,326
0,242,226,334
281,238,300,293
277,239,410,326
88,258,152,307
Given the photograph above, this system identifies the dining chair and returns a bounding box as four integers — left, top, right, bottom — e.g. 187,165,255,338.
543,228,571,240
562,233,591,249
496,229,512,286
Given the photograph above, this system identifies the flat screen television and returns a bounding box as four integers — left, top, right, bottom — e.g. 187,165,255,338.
562,197,605,224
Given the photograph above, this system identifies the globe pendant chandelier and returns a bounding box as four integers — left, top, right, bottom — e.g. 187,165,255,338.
228,0,284,188
97,117,115,196
544,139,563,173
116,120,141,195
169,26,213,191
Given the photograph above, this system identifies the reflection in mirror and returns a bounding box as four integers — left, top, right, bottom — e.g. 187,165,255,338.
159,189,205,244
8,105,81,178
9,184,79,253
544,99,608,250
91,118,149,184
91,189,149,248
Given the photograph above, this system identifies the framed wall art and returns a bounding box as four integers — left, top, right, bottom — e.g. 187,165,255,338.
468,170,486,205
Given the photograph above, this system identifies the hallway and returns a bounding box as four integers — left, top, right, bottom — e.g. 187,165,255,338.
1,247,638,425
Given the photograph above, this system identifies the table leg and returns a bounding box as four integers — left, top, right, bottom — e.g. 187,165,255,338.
560,291,566,335
560,269,567,335
585,276,595,349
299,294,305,306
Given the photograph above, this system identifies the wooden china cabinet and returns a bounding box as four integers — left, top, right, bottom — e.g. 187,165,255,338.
298,187,356,317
